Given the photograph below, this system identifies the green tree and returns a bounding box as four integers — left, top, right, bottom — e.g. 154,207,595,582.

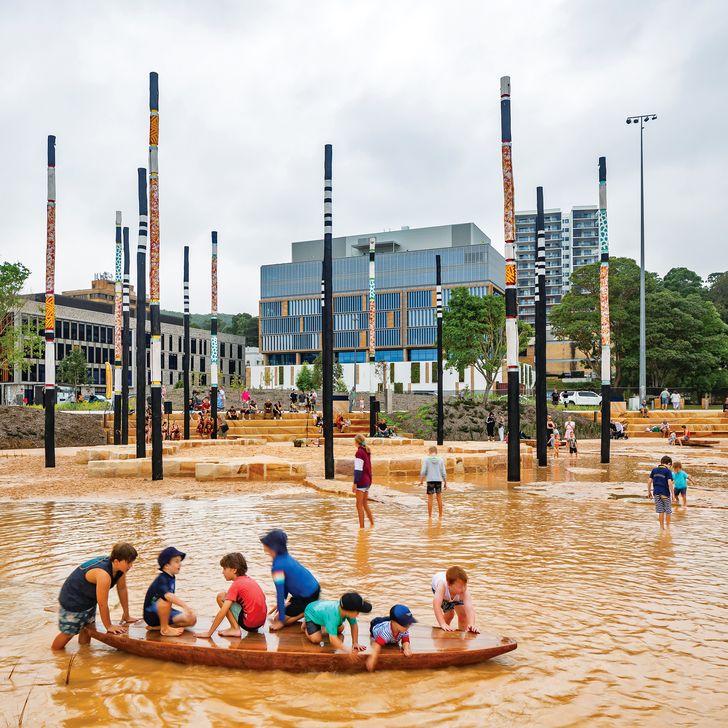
549,257,659,385
228,313,259,343
311,354,323,390
663,267,705,298
706,271,728,323
0,261,43,373
57,348,90,394
296,362,314,391
310,354,347,392
442,289,532,400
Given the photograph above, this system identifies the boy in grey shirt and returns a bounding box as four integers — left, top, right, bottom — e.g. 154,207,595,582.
419,446,447,518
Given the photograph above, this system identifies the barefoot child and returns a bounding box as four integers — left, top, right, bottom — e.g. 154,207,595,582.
260,529,320,631
303,592,371,660
366,604,416,672
431,567,479,633
672,461,693,506
52,542,140,650
197,552,267,638
143,547,197,636
353,433,374,528
648,455,675,529
419,446,447,518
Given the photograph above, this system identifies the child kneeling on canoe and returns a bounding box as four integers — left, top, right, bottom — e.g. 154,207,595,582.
197,552,267,638
303,592,372,661
143,547,197,637
52,542,140,650
366,604,416,672
432,567,479,634
260,529,320,631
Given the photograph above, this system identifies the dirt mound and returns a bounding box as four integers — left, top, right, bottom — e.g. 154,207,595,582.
0,406,106,449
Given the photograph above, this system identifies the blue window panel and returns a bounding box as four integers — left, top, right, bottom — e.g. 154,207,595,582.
374,349,404,362
334,331,359,349
334,294,363,313
375,329,400,347
375,292,400,310
408,289,432,308
408,327,436,345
287,298,320,316
261,317,300,334
339,351,367,363
334,312,366,331
409,348,437,361
268,353,296,365
303,315,321,332
407,308,435,327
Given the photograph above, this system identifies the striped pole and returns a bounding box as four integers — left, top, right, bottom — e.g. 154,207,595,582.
148,71,163,480
322,144,334,479
368,236,377,436
210,231,219,439
44,135,56,468
599,156,611,464
183,245,190,440
500,76,521,482
113,211,123,445
135,168,147,458
535,187,547,466
435,254,444,446
121,226,130,444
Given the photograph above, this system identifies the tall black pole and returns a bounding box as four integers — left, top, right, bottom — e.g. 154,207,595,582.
148,71,163,481
113,212,123,445
599,157,611,463
183,245,190,440
322,144,334,479
44,134,56,468
534,187,547,466
436,254,444,446
121,226,130,444
500,76,520,482
135,168,147,458
210,231,218,439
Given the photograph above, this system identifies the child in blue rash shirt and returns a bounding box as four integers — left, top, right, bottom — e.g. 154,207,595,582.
260,529,320,631
672,461,694,506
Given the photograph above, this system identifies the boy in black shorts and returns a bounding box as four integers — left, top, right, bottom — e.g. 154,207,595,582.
419,446,447,518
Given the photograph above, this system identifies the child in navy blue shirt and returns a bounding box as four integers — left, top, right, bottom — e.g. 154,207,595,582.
648,456,675,529
143,546,197,636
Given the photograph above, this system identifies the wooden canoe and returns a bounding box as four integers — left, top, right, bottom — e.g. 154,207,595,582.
88,620,517,672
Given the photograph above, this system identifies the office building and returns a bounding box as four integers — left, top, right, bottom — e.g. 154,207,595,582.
1,284,247,405
259,223,505,365
515,206,599,326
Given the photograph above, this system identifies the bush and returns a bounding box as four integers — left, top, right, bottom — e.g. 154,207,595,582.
411,362,421,384
394,382,403,394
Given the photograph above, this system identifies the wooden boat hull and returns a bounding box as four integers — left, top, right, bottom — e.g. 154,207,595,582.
88,620,517,672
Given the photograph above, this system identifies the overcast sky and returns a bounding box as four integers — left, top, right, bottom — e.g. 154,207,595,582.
1,0,726,315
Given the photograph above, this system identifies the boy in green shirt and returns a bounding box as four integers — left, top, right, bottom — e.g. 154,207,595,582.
303,592,372,661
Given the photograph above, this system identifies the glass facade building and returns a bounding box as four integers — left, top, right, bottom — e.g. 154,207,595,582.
515,206,599,326
259,223,505,364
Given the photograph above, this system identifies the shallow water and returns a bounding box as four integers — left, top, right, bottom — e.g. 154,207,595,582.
1,453,727,727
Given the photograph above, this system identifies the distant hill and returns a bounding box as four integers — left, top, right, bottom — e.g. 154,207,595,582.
160,310,235,331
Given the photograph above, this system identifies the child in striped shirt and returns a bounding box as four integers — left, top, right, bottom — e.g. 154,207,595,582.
366,604,416,672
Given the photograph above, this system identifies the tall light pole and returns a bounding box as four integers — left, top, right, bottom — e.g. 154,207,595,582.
626,113,657,403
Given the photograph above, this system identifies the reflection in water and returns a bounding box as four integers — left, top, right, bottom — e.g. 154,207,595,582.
0,459,727,726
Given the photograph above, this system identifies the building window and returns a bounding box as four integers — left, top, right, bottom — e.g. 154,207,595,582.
168,354,178,370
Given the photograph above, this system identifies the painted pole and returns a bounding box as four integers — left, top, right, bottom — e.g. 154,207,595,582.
210,231,219,439
44,135,56,468
534,187,547,466
599,156,611,464
322,144,334,479
135,167,147,458
121,226,130,444
500,76,521,482
148,71,163,480
368,236,377,436
113,212,123,445
436,254,444,446
183,245,190,440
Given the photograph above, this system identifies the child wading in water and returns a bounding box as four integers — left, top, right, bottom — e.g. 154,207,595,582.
143,547,197,636
431,567,479,633
52,542,139,650
672,461,694,506
648,455,675,529
419,446,447,518
366,604,417,672
197,552,267,638
353,433,374,528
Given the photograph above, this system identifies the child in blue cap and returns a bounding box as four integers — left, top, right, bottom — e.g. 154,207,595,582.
143,546,197,637
366,604,416,671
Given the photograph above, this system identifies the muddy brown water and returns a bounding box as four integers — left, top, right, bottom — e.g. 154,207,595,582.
1,452,727,726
